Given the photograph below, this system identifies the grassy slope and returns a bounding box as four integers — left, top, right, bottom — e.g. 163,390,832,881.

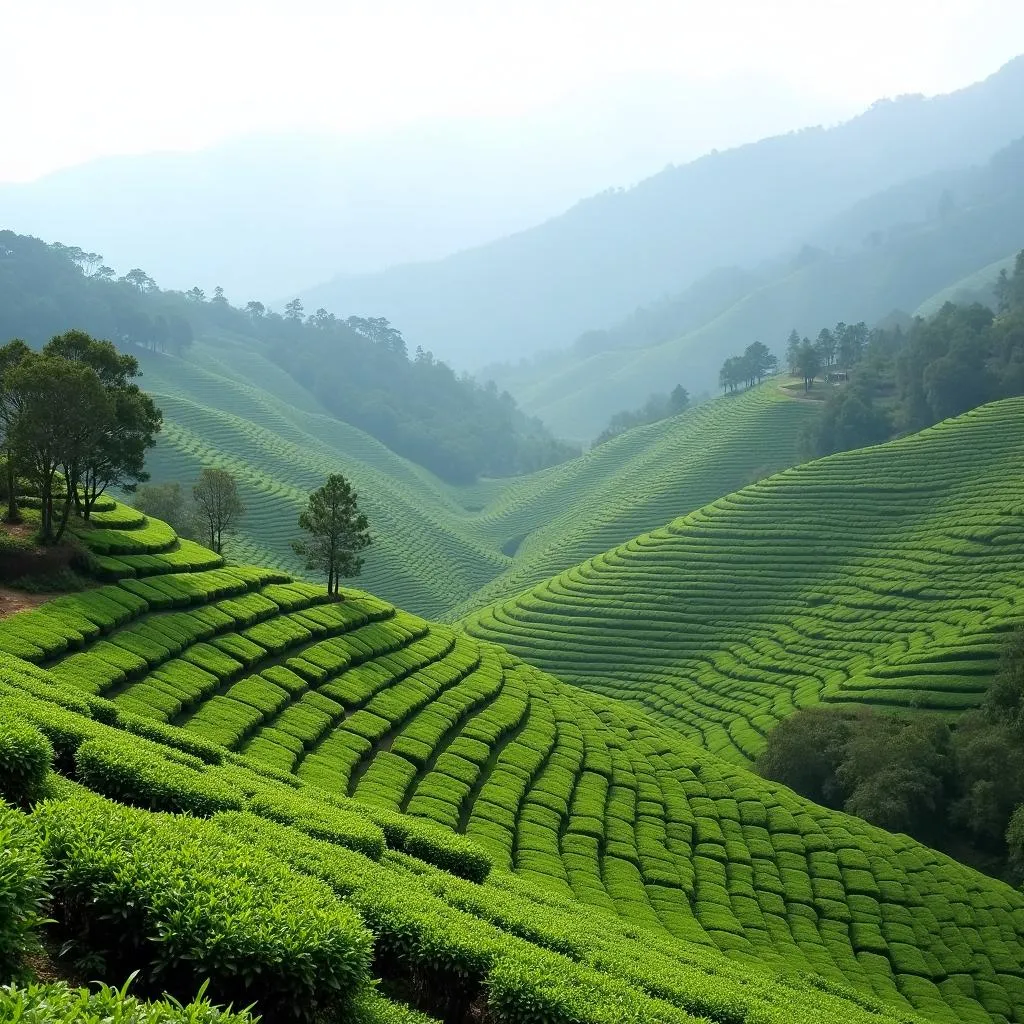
464,398,1024,765
2,503,1024,1023
913,253,1018,318
139,335,817,619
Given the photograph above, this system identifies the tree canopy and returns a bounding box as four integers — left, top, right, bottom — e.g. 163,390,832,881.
292,474,372,595
0,330,161,541
0,230,578,484
192,469,244,555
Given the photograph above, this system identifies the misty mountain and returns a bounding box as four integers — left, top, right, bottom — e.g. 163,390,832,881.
298,57,1024,369
492,134,1024,440
0,73,840,301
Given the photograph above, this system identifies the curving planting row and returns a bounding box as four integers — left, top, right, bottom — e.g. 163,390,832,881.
1,501,1021,1022
140,339,817,620
465,398,1024,763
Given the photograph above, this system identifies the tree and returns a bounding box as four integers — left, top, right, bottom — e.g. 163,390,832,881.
42,331,162,517
134,482,194,539
838,321,868,367
668,384,689,413
755,707,852,807
0,339,31,522
284,298,305,322
719,357,741,393
743,341,777,384
7,355,111,542
245,301,266,320
185,287,206,304
292,474,371,595
122,268,155,293
785,329,802,373
192,468,244,554
795,342,821,392
814,327,837,368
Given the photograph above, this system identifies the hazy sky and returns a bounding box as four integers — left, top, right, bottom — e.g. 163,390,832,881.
3,0,1023,183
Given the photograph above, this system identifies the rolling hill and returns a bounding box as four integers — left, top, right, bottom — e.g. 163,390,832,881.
493,136,1024,439
3,501,1024,1022
463,398,1024,764
137,336,819,619
299,57,1024,369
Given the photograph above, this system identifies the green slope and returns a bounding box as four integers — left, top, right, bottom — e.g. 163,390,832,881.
464,398,1024,764
2,504,1024,1023
914,253,1018,318
139,335,818,619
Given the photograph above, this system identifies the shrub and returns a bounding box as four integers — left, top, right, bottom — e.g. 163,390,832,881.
37,793,373,1023
0,717,53,806
0,980,257,1023
0,807,47,978
75,738,244,817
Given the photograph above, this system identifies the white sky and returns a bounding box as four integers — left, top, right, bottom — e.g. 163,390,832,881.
2,0,1023,183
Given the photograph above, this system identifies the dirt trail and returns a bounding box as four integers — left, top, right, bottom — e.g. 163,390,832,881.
0,585,51,619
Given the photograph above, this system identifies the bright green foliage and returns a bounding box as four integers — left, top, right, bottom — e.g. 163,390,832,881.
2,501,1023,1022
466,398,1024,762
37,793,373,1022
139,340,816,618
0,716,53,806
75,737,244,817
0,980,257,1023
0,807,46,978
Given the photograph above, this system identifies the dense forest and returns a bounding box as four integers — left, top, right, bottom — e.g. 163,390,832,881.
800,251,1024,456
0,231,576,483
757,623,1024,882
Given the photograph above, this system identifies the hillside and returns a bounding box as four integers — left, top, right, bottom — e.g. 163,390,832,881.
493,135,1024,439
136,341,818,617
3,501,1024,1023
298,57,1024,369
464,398,1024,764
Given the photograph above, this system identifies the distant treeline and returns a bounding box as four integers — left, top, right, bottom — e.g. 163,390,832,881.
0,231,578,484
592,385,689,447
800,250,1024,456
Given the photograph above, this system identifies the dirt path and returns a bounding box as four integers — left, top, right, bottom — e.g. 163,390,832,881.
0,585,52,619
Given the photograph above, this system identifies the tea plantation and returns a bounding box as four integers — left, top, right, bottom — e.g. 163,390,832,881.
464,398,1024,763
137,334,817,618
2,502,1024,1022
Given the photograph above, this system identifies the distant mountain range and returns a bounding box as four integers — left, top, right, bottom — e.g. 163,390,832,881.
493,134,1024,439
297,56,1024,369
0,72,839,301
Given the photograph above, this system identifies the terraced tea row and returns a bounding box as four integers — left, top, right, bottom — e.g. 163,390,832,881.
464,398,1024,763
5,502,1024,1022
139,336,816,617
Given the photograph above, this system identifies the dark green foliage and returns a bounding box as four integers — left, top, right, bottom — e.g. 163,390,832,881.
755,708,851,808
718,341,778,394
759,626,1024,877
803,252,1024,456
592,386,689,447
292,473,371,594
0,716,53,807
0,807,46,978
75,737,244,817
37,793,373,1023
0,231,575,483
273,328,578,483
801,373,891,456
0,980,257,1024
